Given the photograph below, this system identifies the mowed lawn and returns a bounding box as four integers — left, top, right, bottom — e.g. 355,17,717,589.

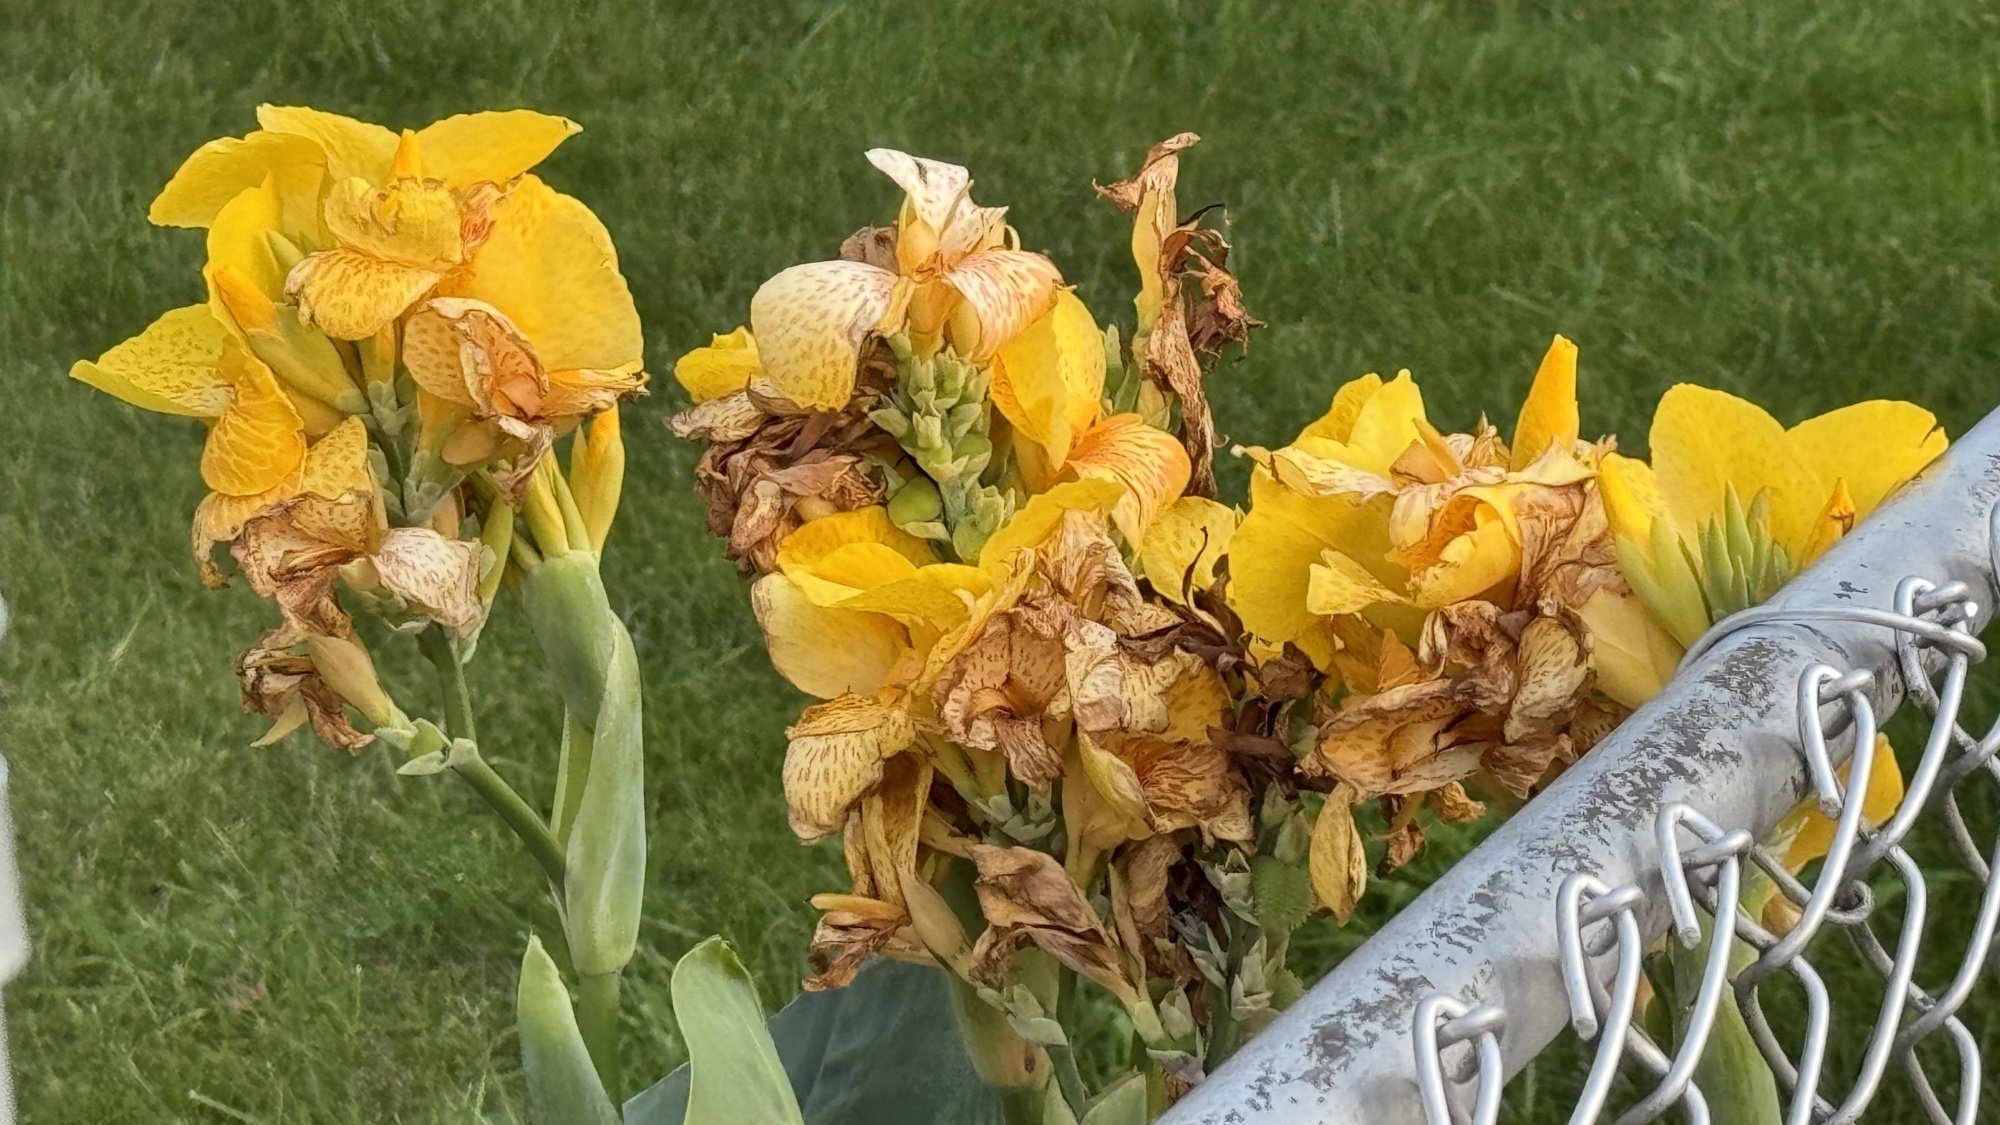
4,1,2000,1121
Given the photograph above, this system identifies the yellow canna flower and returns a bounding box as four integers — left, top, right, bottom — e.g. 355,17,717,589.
1581,385,1947,705
255,106,579,341
747,149,1063,410
1228,336,1594,674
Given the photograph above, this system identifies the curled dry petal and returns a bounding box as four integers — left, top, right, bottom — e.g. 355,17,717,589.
1309,785,1366,923
235,626,373,751
782,693,917,841
967,844,1134,1003
932,595,1072,790
370,527,485,637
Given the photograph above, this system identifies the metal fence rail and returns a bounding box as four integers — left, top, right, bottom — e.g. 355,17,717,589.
1162,408,2000,1124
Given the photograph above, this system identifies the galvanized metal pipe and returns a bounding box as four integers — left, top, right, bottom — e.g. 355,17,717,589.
1162,409,2000,1124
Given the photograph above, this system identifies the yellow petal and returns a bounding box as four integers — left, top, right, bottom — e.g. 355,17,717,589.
300,417,374,499
1139,496,1238,605
256,105,399,183
834,566,987,631
1309,786,1366,923
1306,550,1408,617
1787,401,1946,521
1598,452,1664,548
1407,518,1519,607
1650,385,1823,560
413,110,580,189
322,175,466,270
1065,414,1192,544
286,249,441,340
1798,478,1857,565
1299,373,1385,443
942,248,1063,361
149,130,325,233
206,177,290,301
784,693,917,841
201,342,306,497
1783,734,1904,870
747,259,897,410
777,507,939,576
789,542,924,606
446,177,643,372
1510,334,1579,470
1577,587,1683,709
544,364,645,419
990,289,1105,467
976,478,1125,571
1262,443,1398,499
753,576,908,700
1345,371,1427,474
70,305,231,417
1228,468,1396,651
674,327,762,404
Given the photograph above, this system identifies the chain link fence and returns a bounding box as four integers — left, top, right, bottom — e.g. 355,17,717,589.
1162,410,2000,1124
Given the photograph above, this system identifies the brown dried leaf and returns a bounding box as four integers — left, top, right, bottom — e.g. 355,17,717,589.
968,844,1133,1001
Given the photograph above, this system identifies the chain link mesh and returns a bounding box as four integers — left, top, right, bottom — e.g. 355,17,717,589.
1413,507,2000,1124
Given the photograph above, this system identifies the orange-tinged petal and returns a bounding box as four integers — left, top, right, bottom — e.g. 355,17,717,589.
976,478,1124,571
414,110,580,189
1510,334,1579,470
754,576,908,700
674,327,761,404
1787,401,1946,521
990,289,1105,467
1139,496,1237,605
149,130,325,234
256,105,399,183
70,305,231,417
287,249,441,340
1065,414,1192,544
746,259,895,410
202,343,306,497
446,177,644,372
942,248,1063,361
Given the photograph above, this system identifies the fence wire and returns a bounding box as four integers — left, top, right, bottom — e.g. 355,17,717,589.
1413,507,2000,1124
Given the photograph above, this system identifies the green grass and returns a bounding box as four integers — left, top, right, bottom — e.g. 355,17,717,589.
5,0,2000,1120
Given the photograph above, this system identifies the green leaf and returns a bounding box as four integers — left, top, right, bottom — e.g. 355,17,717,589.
625,960,1006,1125
1079,1071,1148,1125
672,937,805,1125
518,935,620,1125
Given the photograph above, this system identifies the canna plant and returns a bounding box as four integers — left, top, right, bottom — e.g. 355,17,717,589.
71,105,653,1106
667,136,1279,1122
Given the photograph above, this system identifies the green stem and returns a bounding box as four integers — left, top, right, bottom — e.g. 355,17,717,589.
1205,915,1252,1069
1048,969,1089,1114
418,627,565,885
577,969,623,1101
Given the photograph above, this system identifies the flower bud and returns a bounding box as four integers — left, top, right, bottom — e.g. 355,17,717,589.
304,634,398,726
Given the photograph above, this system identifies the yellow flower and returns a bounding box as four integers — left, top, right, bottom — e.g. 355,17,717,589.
402,174,646,476
1582,385,1947,705
1228,336,1592,674
752,506,993,701
673,327,763,405
260,106,579,341
747,149,1063,410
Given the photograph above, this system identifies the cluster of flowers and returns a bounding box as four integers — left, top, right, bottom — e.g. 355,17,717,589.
670,137,1947,1105
71,106,646,749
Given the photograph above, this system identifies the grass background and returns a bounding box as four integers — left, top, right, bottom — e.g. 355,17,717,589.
5,0,2000,1120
